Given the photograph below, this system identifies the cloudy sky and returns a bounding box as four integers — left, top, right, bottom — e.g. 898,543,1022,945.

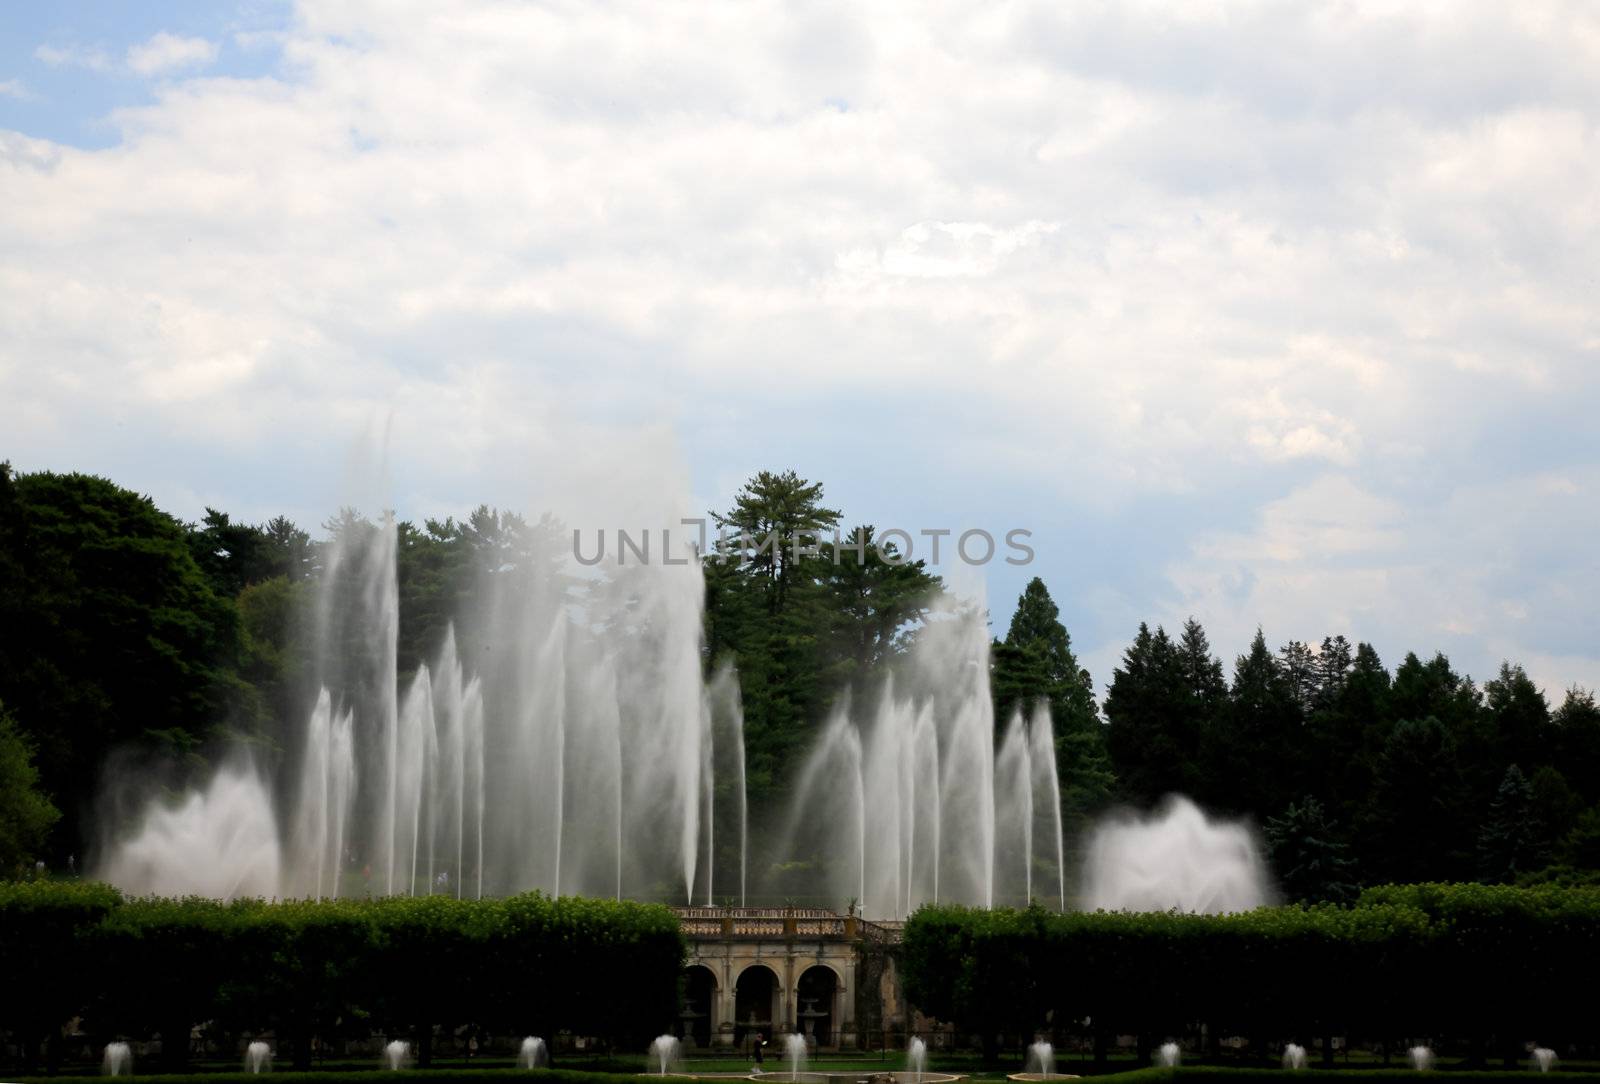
3,1,1598,698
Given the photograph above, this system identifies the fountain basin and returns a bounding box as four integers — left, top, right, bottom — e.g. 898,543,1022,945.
1008,1075,1080,1081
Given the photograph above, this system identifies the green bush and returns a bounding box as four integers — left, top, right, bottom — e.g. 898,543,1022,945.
0,883,686,1074
10,1071,696,1084
0,879,123,1073
902,885,1600,1066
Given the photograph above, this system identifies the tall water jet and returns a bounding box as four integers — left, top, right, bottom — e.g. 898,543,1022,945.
383,1040,410,1071
103,1042,131,1077
777,606,1066,919
1409,1047,1434,1072
246,1041,272,1074
518,1037,548,1070
1081,796,1271,914
286,690,355,900
1282,1044,1307,1071
1533,1049,1556,1073
908,1037,928,1083
1025,1040,1055,1076
648,1035,681,1076
784,1033,808,1078
1156,1043,1181,1068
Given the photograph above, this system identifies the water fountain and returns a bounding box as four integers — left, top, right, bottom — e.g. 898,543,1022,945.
1026,1040,1055,1076
782,1033,808,1078
1156,1043,1181,1068
1533,1048,1557,1073
776,611,1068,920
103,1042,132,1077
519,1037,548,1070
1282,1044,1307,1071
383,1040,410,1071
246,1041,272,1074
1409,1046,1434,1072
649,1035,681,1076
99,511,1067,921
1082,796,1271,914
1007,1038,1075,1081
908,1037,927,1083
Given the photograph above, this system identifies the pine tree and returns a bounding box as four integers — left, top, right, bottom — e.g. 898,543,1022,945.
1312,635,1354,710
1265,796,1357,903
1278,640,1318,714
1478,764,1539,882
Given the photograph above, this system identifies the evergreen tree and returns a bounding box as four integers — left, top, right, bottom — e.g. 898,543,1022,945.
711,470,840,614
1482,663,1551,776
1553,687,1600,805
1278,640,1318,714
992,577,1096,732
1104,623,1192,804
1312,635,1354,710
1478,764,1539,882
1365,715,1469,882
1176,618,1228,713
1265,796,1357,903
820,526,940,692
991,577,1113,831
1211,629,1300,816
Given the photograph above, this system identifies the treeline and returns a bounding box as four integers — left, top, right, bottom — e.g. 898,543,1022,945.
0,881,685,1074
3,462,1599,899
901,883,1600,1066
1102,622,1600,896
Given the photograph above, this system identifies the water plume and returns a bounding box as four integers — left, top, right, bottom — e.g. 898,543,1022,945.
1081,796,1271,914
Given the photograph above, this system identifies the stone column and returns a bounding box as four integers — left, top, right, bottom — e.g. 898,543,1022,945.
781,953,796,1034
838,959,858,1050
716,957,737,1049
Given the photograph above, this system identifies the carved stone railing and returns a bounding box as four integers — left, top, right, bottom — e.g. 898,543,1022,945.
672,906,902,943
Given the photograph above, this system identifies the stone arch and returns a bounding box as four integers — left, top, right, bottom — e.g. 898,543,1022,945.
681,964,717,1049
734,963,781,1051
796,963,841,1048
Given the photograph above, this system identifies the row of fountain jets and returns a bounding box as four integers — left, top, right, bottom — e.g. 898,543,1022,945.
98,1035,1562,1077
101,510,1278,917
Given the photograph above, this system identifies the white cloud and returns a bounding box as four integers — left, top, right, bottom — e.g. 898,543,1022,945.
3,0,1599,690
34,44,115,72
125,32,219,76
0,78,35,101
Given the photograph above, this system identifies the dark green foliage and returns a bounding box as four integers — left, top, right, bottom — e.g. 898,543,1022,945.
0,880,123,1073
0,702,60,874
1264,797,1356,904
992,577,1113,837
0,883,686,1074
1477,765,1539,881
904,885,1600,1067
12,1072,700,1084
1104,623,1198,803
0,466,244,855
706,478,941,801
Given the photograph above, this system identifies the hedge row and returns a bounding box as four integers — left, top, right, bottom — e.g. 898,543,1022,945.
11,1073,698,1084
900,883,1600,1067
0,882,687,1075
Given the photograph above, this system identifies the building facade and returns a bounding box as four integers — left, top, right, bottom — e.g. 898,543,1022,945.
673,907,909,1052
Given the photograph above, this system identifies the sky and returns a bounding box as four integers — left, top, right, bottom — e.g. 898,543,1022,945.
2,0,1598,701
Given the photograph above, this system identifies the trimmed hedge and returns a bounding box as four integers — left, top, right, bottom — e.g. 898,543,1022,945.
901,884,1600,1067
10,1073,699,1084
0,883,686,1074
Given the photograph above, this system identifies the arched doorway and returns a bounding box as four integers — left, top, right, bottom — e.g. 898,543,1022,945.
734,964,779,1050
797,965,839,1048
680,965,716,1048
